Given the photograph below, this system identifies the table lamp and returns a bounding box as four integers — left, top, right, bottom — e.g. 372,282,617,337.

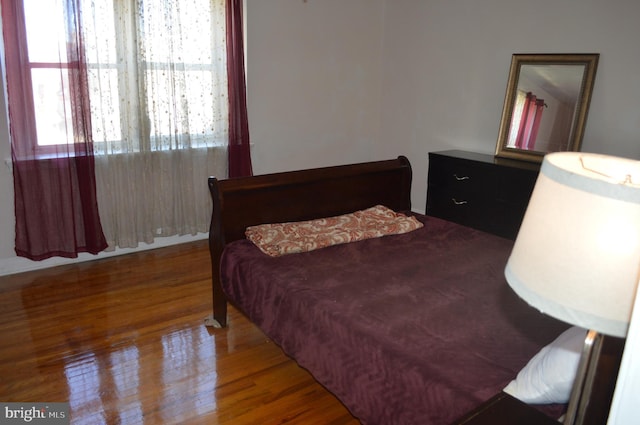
504,152,640,425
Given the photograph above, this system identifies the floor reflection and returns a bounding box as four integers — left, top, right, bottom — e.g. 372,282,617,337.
160,327,218,422
1,241,357,424
64,351,109,424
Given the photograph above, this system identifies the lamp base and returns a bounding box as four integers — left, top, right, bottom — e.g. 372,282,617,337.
564,330,625,425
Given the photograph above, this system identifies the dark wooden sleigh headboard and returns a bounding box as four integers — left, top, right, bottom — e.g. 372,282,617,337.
206,156,413,327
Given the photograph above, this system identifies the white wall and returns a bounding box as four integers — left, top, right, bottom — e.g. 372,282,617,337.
244,0,640,214
246,0,386,174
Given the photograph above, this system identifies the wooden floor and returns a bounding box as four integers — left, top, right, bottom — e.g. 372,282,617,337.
0,240,359,425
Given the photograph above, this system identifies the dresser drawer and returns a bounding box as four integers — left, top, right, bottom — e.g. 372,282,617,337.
427,154,498,194
426,185,493,233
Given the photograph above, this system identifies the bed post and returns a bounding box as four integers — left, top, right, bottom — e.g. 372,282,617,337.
205,176,228,328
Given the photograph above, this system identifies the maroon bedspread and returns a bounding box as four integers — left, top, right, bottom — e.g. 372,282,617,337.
220,214,567,424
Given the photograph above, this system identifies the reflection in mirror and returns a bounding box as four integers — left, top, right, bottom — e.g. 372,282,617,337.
506,65,584,151
496,54,599,163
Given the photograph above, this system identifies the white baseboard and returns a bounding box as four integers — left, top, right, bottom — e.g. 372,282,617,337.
0,233,208,276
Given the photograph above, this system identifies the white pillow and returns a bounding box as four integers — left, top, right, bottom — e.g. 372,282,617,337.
504,326,587,404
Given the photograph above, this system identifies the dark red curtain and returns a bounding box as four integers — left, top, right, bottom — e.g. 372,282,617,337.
226,0,253,178
1,0,107,260
515,92,545,151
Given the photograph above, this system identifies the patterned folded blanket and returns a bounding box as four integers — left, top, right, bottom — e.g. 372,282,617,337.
245,205,423,257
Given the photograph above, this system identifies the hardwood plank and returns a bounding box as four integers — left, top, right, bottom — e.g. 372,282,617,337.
0,240,359,424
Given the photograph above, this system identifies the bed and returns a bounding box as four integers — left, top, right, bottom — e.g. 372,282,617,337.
206,156,569,424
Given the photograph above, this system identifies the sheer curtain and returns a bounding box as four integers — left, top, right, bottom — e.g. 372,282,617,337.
84,0,229,249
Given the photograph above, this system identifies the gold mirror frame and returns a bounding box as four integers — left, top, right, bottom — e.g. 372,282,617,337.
495,54,599,163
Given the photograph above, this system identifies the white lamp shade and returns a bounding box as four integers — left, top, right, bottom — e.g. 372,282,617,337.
505,152,640,338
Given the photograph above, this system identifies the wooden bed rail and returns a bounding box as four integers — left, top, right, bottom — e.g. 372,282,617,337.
206,156,413,328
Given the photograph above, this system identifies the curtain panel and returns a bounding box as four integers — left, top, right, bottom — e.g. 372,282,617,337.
1,0,107,260
226,0,253,178
515,92,545,151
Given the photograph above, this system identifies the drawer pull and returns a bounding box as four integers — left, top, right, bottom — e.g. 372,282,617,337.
453,174,470,181
451,198,468,205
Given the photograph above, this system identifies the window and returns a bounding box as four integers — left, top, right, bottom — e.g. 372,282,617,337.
20,0,227,156
22,0,77,151
4,0,249,259
507,90,527,148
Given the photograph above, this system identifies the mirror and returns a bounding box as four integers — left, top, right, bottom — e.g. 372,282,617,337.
495,54,599,163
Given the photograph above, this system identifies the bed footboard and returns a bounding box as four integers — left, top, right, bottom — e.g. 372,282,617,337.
206,156,413,327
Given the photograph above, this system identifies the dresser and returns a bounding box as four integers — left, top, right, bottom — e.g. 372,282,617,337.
426,150,540,240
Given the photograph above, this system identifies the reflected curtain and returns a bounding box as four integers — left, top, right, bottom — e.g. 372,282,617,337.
1,0,107,260
226,0,253,178
515,92,545,151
